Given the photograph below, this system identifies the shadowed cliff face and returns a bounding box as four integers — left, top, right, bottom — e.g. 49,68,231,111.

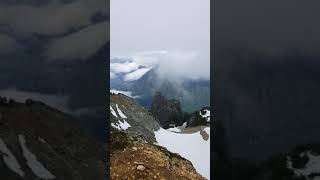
150,92,210,129
151,92,182,128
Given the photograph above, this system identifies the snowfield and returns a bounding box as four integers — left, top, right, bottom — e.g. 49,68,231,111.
154,127,210,179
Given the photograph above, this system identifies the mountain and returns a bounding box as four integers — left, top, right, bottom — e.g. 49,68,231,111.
109,92,210,179
150,92,210,128
0,97,105,180
0,42,109,141
110,93,160,143
110,58,210,112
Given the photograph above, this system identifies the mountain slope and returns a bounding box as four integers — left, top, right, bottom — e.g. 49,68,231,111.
109,93,210,179
110,93,160,143
110,128,205,180
0,97,105,180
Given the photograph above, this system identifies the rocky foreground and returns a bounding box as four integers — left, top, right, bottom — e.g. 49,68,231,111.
110,128,206,180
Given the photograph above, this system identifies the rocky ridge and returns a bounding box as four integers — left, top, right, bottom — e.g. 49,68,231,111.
110,128,205,180
110,93,160,143
0,97,105,180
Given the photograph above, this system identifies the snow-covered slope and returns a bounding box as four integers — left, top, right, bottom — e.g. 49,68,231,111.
154,127,210,179
110,93,211,179
0,98,105,180
110,93,160,143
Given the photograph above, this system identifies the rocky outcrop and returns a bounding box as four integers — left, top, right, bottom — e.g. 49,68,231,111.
151,92,210,128
110,93,160,143
151,92,183,128
0,97,105,180
110,128,205,180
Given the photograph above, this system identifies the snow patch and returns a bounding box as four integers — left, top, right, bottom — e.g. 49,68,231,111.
124,68,150,81
110,106,118,118
18,135,56,179
167,127,181,133
287,151,320,180
200,109,210,122
111,120,131,130
116,104,127,118
110,62,139,74
110,89,139,98
154,127,210,179
0,138,24,177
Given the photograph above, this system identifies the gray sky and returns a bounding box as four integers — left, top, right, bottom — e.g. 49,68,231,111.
111,0,210,79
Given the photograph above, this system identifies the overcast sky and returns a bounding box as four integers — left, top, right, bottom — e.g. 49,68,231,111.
111,0,210,79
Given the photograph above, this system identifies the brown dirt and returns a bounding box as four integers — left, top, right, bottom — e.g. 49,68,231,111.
110,129,206,180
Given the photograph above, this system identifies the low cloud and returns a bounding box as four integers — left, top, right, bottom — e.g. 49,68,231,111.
45,21,109,61
114,50,210,81
110,61,139,74
124,68,150,81
0,0,108,35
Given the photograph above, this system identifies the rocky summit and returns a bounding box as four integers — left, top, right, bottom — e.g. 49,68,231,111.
0,97,105,180
110,128,205,180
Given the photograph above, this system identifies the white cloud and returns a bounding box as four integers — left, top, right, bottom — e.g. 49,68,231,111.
110,0,210,80
45,21,109,61
114,50,210,80
0,0,108,35
124,68,151,81
110,62,139,74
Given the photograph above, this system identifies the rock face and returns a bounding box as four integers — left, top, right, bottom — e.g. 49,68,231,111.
110,93,160,143
151,92,183,128
110,128,206,180
0,97,105,180
109,92,208,179
151,92,210,128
